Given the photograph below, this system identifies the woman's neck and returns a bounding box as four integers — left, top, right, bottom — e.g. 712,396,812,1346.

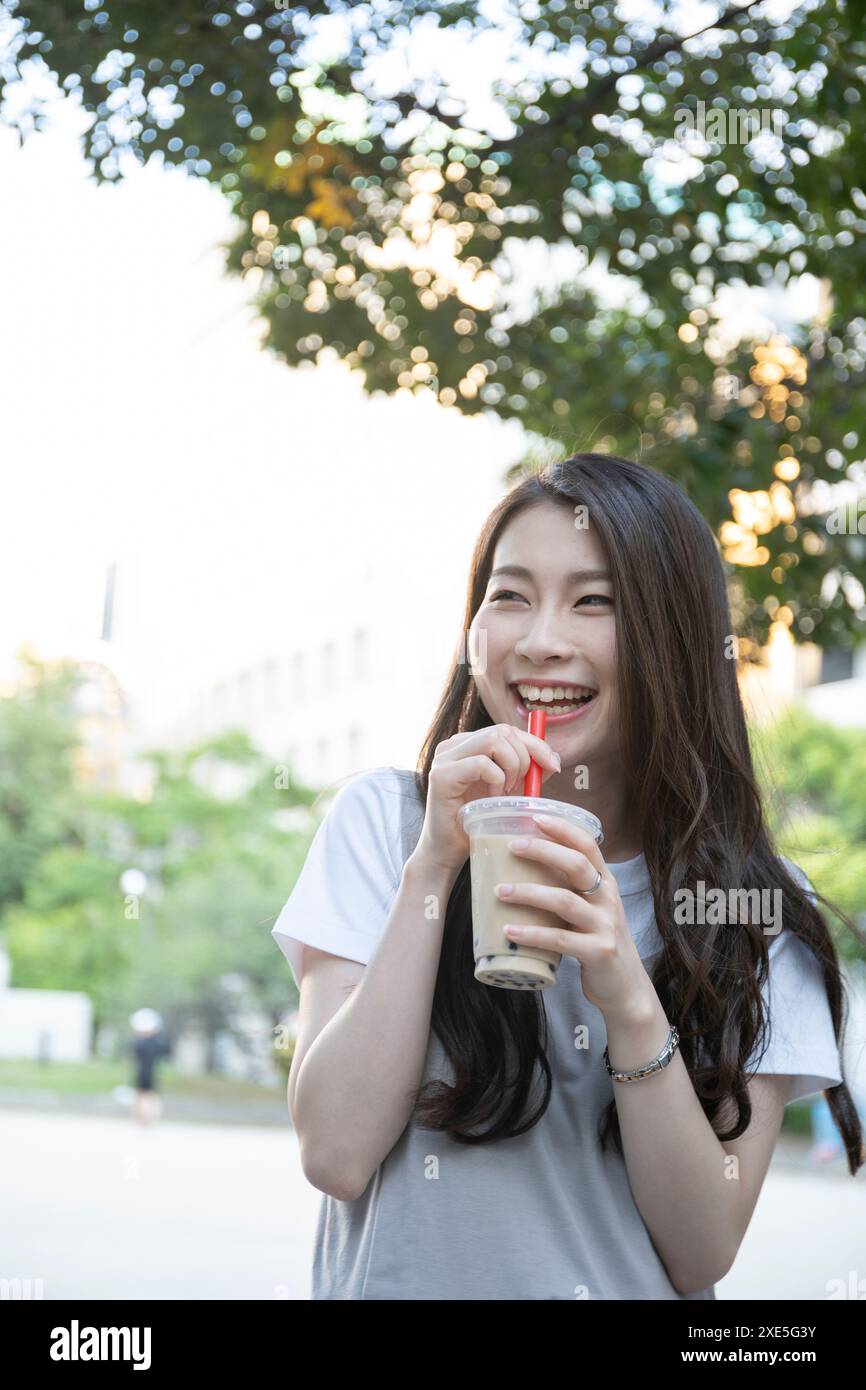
534,764,643,863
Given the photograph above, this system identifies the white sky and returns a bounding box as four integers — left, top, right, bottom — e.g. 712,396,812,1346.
0,94,524,723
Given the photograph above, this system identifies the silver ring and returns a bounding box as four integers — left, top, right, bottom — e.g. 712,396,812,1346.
578,868,603,896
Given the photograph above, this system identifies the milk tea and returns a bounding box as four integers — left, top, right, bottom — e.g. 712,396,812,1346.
459,796,604,991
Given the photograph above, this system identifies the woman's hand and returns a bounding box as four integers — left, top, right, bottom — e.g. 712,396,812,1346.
412,724,561,878
493,813,656,1022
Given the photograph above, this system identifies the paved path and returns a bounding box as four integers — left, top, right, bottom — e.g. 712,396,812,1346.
2,1110,863,1300
717,1160,866,1301
1,1110,319,1300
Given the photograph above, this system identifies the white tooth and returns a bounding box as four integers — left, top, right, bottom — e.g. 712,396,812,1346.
517,683,596,703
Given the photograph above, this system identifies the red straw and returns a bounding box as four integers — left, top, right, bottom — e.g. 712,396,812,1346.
522,708,548,797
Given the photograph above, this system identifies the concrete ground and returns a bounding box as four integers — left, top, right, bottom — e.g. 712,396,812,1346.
1,1109,863,1300
1,1109,319,1300
718,1158,866,1300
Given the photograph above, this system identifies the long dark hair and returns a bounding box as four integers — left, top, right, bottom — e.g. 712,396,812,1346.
409,452,865,1175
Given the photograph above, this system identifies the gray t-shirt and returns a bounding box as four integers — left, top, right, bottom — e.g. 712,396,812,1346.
271,766,843,1300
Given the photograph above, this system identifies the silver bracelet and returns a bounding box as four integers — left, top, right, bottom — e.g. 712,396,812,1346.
603,1024,680,1083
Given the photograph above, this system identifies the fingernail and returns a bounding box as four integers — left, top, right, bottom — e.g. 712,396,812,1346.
495,883,513,896
509,838,529,850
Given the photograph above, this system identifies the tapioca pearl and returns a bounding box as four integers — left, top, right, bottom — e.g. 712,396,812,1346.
508,941,518,952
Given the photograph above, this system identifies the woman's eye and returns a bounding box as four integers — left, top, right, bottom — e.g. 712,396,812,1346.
489,590,612,607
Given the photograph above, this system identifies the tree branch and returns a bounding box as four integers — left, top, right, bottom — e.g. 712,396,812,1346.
372,0,774,148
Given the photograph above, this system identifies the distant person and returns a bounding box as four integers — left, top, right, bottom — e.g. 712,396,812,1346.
129,1008,171,1126
810,1095,845,1162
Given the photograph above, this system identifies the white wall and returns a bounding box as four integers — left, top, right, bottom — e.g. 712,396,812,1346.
0,990,92,1063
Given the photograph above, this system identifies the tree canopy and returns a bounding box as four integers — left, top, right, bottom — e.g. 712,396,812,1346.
3,0,866,647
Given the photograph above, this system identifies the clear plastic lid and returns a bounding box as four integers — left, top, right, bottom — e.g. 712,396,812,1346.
459,795,603,844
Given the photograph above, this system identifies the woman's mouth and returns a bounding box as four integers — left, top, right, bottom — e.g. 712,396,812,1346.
508,682,598,724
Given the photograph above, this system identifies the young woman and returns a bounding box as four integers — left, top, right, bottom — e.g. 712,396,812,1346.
272,452,864,1301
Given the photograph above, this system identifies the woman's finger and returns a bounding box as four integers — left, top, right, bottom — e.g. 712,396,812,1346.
507,836,603,896
493,880,596,930
530,812,610,879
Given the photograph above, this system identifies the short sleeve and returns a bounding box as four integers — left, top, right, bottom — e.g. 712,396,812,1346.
745,859,844,1104
270,767,408,992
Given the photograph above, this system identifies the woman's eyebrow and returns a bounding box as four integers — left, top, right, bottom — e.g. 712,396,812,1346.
489,565,612,584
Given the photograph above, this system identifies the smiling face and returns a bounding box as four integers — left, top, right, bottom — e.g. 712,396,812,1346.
468,501,620,779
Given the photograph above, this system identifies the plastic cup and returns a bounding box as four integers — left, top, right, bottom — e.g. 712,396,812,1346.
459,795,604,990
